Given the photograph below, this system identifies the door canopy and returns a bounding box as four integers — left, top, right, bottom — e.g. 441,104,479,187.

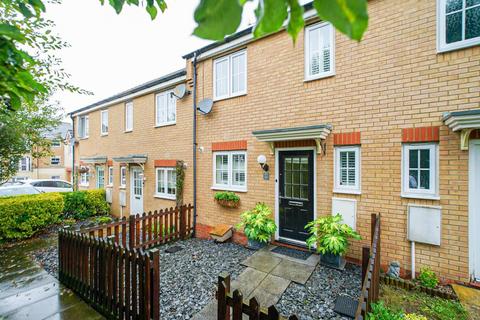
443,109,480,150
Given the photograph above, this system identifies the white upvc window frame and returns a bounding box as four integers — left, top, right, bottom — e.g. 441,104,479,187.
80,172,89,186
19,156,31,171
120,166,127,187
78,115,89,139
108,166,113,186
155,167,176,200
437,0,480,53
334,146,361,194
50,156,61,165
51,139,61,147
212,151,247,192
125,102,133,132
96,166,105,189
401,143,439,200
304,21,335,81
155,91,176,127
213,49,247,101
100,110,109,135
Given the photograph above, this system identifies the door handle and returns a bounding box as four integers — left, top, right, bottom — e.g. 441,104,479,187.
135,196,140,199
288,201,303,207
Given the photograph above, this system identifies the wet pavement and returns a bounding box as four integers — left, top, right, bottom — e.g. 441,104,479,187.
0,237,103,320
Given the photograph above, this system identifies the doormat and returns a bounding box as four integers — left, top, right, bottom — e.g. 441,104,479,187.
165,245,183,253
333,295,357,319
271,246,311,260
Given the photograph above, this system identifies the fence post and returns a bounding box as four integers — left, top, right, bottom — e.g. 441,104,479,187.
370,213,376,245
362,246,370,283
150,249,160,320
180,205,187,239
129,215,136,249
217,273,231,320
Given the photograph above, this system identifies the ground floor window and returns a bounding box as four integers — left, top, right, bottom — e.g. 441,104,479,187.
213,151,247,191
96,166,105,188
51,157,60,165
334,146,361,194
120,166,127,187
402,143,438,199
80,172,89,186
155,167,176,199
19,156,31,171
108,166,113,185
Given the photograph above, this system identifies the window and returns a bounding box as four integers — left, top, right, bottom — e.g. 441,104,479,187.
125,102,133,132
101,110,109,135
96,166,105,188
80,172,89,186
213,50,247,100
19,156,31,171
213,151,247,191
437,0,480,52
120,166,127,187
78,115,89,138
51,139,61,147
334,146,361,194
402,143,439,199
108,166,113,185
305,22,335,81
51,176,60,180
51,157,60,165
155,91,176,126
155,167,176,199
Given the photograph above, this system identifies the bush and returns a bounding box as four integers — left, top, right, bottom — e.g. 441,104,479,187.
95,215,113,225
366,301,403,320
404,314,427,320
0,193,64,240
236,203,276,243
214,191,240,203
417,267,439,289
63,189,110,220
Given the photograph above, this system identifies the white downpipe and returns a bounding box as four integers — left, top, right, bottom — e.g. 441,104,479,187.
120,206,123,219
411,241,416,279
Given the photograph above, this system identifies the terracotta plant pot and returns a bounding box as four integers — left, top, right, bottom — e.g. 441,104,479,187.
215,199,240,208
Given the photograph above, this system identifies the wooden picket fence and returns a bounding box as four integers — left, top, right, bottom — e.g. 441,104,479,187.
217,273,299,320
81,204,194,249
58,229,160,320
355,213,381,319
58,204,194,320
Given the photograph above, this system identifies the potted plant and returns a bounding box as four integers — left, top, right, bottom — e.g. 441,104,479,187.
236,203,277,250
214,191,240,208
305,214,361,269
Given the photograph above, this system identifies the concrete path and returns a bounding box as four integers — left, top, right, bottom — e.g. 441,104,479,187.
193,245,318,319
451,284,480,320
0,238,103,320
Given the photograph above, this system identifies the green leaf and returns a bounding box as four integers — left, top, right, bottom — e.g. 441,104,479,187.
0,24,25,41
313,0,368,41
18,3,34,18
146,4,158,19
253,0,288,38
108,0,125,14
193,0,243,40
27,0,46,13
155,0,167,12
286,0,304,43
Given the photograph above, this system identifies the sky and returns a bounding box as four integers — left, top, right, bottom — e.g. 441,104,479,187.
45,0,258,119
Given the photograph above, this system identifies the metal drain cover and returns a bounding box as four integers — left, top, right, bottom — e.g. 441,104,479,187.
333,295,358,319
165,245,183,253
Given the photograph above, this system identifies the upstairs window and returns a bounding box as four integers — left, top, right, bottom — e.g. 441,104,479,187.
125,102,133,132
155,167,176,199
437,0,480,52
101,110,109,135
213,50,247,100
51,157,60,165
305,22,335,81
213,151,247,191
155,91,176,126
402,143,439,199
334,146,361,194
78,115,89,138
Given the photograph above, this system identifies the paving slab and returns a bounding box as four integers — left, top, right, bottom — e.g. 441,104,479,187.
231,267,268,297
241,250,282,273
247,274,291,307
270,259,316,284
452,284,480,320
266,245,320,267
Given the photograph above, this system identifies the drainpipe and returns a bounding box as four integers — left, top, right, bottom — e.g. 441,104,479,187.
70,114,76,190
192,52,198,237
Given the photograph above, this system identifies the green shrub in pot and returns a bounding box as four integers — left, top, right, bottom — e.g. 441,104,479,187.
305,214,361,268
214,191,240,208
236,202,276,249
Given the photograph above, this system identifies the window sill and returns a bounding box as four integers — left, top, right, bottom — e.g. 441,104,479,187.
401,193,440,201
304,72,335,83
333,188,361,195
213,92,247,102
154,122,176,128
124,130,133,133
101,133,108,137
106,185,113,188
437,39,480,54
211,186,247,193
79,137,89,140
79,184,89,187
119,186,126,189
154,194,176,200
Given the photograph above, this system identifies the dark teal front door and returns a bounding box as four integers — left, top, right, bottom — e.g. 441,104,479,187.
278,150,314,242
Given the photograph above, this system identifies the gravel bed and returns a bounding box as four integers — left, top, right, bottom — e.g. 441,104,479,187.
276,263,362,320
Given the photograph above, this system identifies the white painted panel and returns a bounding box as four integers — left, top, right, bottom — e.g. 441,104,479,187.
119,190,126,207
408,204,441,246
332,197,357,230
105,188,113,203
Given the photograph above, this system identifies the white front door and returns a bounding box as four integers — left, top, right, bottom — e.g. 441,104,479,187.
469,140,480,281
96,166,105,189
130,167,144,215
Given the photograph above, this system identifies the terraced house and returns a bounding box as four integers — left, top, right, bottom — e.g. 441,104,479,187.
70,0,480,284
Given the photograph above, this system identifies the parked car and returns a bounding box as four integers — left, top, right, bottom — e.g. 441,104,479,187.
0,185,41,197
22,179,73,193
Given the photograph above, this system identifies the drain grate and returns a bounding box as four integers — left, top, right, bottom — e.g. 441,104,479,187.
271,246,311,260
165,245,183,253
333,295,358,319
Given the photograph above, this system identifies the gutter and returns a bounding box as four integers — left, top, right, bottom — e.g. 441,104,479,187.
192,52,198,237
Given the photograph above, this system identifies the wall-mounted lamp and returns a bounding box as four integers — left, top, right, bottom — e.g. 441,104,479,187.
257,155,269,172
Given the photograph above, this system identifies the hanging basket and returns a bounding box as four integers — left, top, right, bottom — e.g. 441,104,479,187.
215,199,240,208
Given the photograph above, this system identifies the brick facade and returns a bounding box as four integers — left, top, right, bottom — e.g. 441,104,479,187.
72,0,480,282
